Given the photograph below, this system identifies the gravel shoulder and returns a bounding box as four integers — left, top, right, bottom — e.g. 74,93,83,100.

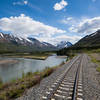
82,54,100,100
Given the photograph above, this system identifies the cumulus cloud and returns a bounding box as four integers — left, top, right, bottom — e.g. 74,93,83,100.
0,14,66,39
69,17,100,34
61,16,100,34
53,0,68,11
24,0,28,5
13,0,28,5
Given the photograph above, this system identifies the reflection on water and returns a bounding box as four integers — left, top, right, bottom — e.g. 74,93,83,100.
0,55,66,83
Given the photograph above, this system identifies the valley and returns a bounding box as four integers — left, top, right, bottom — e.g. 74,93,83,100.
0,0,100,99
0,29,100,100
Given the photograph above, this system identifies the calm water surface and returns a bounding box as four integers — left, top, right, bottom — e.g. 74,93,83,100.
0,55,66,83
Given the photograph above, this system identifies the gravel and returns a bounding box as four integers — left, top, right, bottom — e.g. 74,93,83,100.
82,54,100,100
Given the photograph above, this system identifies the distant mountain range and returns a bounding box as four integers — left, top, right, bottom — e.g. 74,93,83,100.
0,32,57,53
0,32,72,53
57,41,72,49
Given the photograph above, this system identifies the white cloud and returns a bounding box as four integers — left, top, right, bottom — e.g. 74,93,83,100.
13,0,28,5
69,17,100,34
61,16,100,34
24,0,28,5
53,0,68,11
0,14,66,40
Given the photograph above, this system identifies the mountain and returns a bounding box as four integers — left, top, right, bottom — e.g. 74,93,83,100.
57,41,72,49
74,30,100,47
0,32,57,53
42,42,56,48
0,32,32,46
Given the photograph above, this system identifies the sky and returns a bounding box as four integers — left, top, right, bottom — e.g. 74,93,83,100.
0,0,100,45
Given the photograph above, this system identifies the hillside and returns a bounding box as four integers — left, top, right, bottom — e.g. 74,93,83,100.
74,30,100,47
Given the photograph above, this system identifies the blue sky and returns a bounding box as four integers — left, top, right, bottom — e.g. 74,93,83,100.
0,0,100,44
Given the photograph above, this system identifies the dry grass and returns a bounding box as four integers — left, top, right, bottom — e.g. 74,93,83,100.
89,53,100,72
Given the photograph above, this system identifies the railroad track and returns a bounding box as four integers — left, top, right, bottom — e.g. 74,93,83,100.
42,55,83,100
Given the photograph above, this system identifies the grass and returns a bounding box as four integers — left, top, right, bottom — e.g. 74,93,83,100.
89,53,100,72
0,78,3,90
96,67,100,72
0,62,65,100
67,53,76,60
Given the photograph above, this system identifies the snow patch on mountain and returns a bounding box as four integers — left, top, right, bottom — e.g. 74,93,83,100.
57,41,72,49
0,32,4,38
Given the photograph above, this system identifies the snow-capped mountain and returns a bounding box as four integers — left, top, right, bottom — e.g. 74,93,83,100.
42,42,56,48
57,41,72,49
0,32,31,46
0,32,57,52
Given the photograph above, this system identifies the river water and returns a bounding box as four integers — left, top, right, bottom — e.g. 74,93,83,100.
0,55,66,83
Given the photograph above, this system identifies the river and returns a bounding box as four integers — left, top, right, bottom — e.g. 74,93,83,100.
0,55,66,83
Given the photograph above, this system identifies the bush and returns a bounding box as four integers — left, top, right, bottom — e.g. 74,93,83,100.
41,67,54,78
96,67,100,72
0,78,3,89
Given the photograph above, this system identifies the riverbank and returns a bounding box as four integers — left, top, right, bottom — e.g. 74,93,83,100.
0,59,18,65
0,52,53,60
0,62,65,100
0,55,48,60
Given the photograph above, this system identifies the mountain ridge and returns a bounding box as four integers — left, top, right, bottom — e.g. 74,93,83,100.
0,32,57,53
74,29,100,47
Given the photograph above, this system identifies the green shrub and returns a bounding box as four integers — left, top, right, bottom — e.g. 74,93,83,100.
0,78,3,89
41,67,54,78
89,54,100,73
96,67,100,72
7,88,24,99
26,72,33,77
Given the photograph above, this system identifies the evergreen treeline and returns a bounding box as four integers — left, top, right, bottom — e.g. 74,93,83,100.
57,45,100,56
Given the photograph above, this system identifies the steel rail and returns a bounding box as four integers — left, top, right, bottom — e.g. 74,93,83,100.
72,55,83,100
43,55,81,100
